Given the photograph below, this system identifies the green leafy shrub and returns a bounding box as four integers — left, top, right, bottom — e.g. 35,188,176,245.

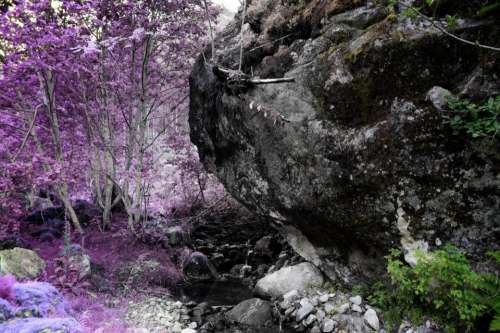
444,96,500,138
369,246,500,332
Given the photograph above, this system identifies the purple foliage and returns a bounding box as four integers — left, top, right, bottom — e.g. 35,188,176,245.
0,298,14,322
0,275,15,301
0,317,83,333
12,282,70,318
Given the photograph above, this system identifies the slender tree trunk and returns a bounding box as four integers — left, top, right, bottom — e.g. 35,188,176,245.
38,70,83,233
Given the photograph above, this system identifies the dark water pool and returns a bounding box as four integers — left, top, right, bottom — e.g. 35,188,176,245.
174,280,254,306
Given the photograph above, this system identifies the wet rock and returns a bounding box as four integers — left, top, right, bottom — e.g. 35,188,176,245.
226,298,272,326
364,308,380,331
183,252,219,281
254,236,272,257
255,263,324,298
0,248,46,279
191,302,209,324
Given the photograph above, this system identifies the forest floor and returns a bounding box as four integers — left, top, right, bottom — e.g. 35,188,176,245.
11,199,294,332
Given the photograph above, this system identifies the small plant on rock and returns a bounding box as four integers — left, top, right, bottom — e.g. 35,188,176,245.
445,96,500,138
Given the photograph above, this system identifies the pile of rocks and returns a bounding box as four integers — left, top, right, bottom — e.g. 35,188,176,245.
125,297,198,333
276,289,381,333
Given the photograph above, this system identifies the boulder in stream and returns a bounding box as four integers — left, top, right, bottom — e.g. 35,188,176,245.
254,262,324,298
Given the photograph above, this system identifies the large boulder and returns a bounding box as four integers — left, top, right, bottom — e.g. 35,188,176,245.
254,262,324,298
0,248,45,279
189,0,500,283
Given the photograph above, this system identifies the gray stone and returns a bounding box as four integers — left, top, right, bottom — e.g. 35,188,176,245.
426,86,452,111
324,303,335,314
183,252,218,281
181,329,197,333
319,294,330,303
295,300,314,322
316,309,326,321
352,304,363,313
364,309,380,331
337,303,350,314
310,326,321,333
226,298,272,326
322,319,336,332
349,295,362,305
304,314,317,326
255,263,324,298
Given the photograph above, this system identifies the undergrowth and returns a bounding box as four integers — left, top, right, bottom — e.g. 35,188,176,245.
444,96,500,139
368,245,500,332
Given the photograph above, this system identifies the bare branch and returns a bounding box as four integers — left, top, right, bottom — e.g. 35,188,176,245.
400,3,500,52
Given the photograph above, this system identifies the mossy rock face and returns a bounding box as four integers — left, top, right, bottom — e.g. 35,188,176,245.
190,0,500,285
0,248,46,279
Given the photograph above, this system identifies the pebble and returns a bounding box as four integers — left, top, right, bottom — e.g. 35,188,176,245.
349,295,362,305
181,329,197,333
304,314,317,326
352,304,363,313
322,319,336,332
172,322,183,333
337,303,350,314
310,326,321,333
316,309,326,321
296,300,314,322
319,294,330,303
364,308,380,331
324,302,335,314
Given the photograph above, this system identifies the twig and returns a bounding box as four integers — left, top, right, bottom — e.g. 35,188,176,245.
400,2,500,52
214,66,295,85
247,33,296,53
248,77,295,84
13,108,38,162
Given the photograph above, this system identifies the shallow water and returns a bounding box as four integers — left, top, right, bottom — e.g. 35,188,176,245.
174,280,254,306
